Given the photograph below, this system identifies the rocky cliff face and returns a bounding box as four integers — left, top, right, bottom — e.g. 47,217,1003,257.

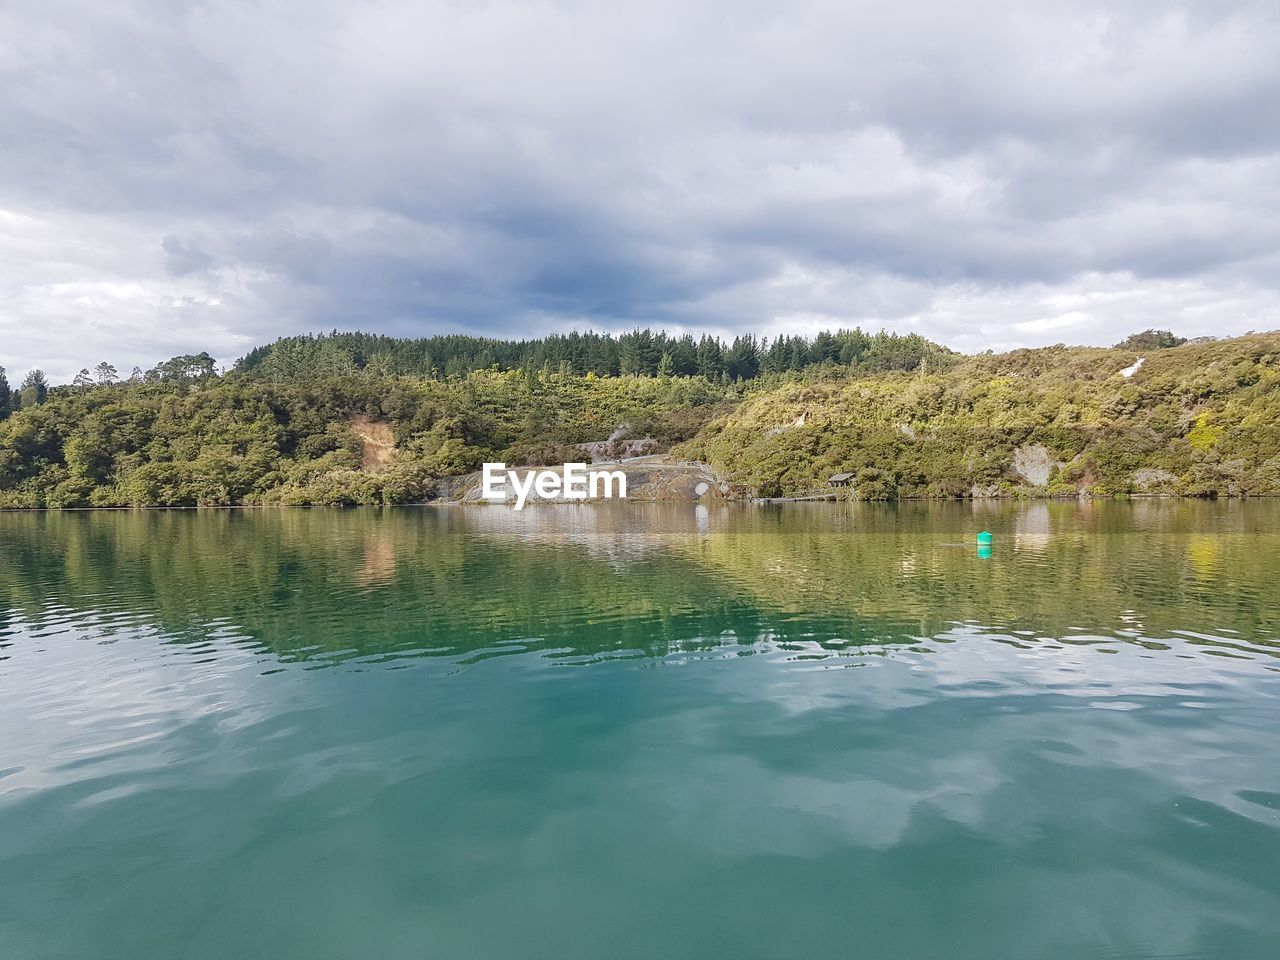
1013,444,1057,487
441,457,738,504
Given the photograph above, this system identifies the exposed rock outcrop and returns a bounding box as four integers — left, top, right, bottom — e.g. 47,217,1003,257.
1013,443,1057,487
1132,468,1178,493
446,457,739,504
349,415,397,470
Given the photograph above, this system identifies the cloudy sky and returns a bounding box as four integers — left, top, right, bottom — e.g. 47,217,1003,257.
3,0,1280,381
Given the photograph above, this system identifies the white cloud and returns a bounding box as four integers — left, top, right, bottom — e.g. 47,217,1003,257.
2,0,1280,380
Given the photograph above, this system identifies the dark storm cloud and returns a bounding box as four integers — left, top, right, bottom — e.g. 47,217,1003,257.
2,0,1280,379
161,235,216,276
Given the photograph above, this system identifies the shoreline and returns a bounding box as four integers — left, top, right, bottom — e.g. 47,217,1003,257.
3,492,1276,513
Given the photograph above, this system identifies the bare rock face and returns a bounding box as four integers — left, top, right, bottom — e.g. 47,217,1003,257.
1013,443,1057,487
575,436,660,462
1132,468,1178,493
447,457,737,504
348,414,397,470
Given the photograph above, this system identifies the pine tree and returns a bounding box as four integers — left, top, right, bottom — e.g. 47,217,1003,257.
670,335,699,376
725,335,760,381
696,335,723,379
20,369,49,405
94,361,118,385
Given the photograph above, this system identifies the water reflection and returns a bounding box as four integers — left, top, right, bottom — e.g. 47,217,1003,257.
3,503,1280,959
1,501,1278,670
352,527,398,590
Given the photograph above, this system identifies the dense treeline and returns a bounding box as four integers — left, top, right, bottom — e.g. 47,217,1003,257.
235,327,953,381
0,366,50,415
10,324,948,509
4,327,1279,507
0,366,735,508
0,353,219,419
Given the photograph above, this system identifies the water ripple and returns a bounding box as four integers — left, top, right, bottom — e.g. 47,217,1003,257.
3,503,1280,958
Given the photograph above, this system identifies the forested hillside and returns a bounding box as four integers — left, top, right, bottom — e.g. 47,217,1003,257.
2,328,1278,507
0,367,734,508
682,333,1280,499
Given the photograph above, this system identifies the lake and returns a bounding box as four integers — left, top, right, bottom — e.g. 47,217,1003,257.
2,501,1279,959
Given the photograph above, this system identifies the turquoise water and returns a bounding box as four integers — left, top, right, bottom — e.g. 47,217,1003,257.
2,502,1279,958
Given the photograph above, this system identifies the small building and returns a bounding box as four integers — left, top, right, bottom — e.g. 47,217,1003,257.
827,472,855,488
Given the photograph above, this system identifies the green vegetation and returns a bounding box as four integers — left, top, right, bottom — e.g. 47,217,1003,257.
235,327,951,380
1114,328,1188,351
682,333,1280,499
0,362,736,508
3,328,1279,507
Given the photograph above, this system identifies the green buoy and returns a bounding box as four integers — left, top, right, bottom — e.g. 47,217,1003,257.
977,530,993,545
